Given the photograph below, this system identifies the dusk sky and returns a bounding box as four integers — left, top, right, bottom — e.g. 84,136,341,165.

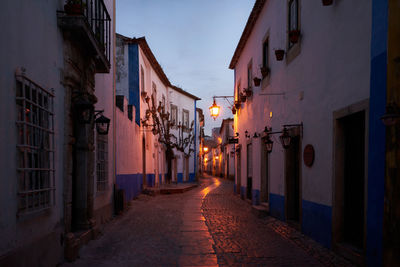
116,0,255,135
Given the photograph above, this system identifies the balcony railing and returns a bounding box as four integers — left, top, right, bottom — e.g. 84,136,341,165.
58,0,111,73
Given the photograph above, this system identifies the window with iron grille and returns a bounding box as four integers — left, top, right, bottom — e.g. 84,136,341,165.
96,134,108,191
15,74,55,215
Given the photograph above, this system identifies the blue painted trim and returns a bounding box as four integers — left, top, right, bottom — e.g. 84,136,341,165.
269,193,285,221
146,174,156,187
194,100,197,175
128,43,140,125
240,186,245,199
252,189,260,205
189,172,195,182
177,173,183,183
302,200,332,248
116,174,142,201
159,174,162,183
366,1,387,265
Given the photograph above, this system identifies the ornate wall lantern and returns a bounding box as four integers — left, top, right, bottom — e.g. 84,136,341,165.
265,135,274,153
279,127,291,149
95,114,111,135
209,99,220,120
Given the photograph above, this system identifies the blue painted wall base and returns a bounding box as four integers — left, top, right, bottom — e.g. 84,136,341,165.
116,174,142,201
269,193,285,221
302,200,332,248
240,186,245,199
252,189,260,205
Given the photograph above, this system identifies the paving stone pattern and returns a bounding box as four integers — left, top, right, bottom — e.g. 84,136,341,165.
202,178,354,267
63,176,353,266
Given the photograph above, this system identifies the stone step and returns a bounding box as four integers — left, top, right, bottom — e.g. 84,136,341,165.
252,204,269,218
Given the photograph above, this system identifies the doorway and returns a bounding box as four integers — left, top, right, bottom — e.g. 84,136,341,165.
184,156,189,182
142,137,146,187
333,101,368,264
261,139,269,204
236,146,241,195
285,135,301,225
247,143,253,200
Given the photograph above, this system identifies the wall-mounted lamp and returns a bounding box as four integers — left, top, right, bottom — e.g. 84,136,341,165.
94,110,111,135
245,130,250,138
209,99,221,120
265,135,274,153
253,132,260,138
279,127,291,149
381,102,400,126
203,147,209,153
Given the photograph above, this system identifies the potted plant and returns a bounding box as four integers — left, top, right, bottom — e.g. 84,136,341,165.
275,49,285,61
322,0,333,5
260,67,270,78
289,30,301,44
244,88,252,97
253,77,261,86
240,92,247,102
232,107,236,115
64,0,85,15
234,101,241,109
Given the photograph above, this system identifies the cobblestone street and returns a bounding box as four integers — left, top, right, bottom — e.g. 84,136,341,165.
64,176,352,266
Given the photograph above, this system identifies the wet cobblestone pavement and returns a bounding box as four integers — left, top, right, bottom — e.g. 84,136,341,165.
64,176,353,266
202,177,354,267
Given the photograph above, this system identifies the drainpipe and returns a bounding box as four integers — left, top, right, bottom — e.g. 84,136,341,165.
194,100,197,181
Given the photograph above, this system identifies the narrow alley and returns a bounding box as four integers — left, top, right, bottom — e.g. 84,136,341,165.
64,177,352,266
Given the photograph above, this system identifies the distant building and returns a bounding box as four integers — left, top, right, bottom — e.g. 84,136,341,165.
115,34,201,202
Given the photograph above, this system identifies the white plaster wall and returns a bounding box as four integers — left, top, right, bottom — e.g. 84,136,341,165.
0,0,65,255
116,97,142,175
138,46,169,182
233,0,371,206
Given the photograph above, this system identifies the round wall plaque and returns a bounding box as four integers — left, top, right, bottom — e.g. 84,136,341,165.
303,144,315,167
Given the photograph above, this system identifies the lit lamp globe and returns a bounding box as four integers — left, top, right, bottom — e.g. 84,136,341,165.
203,147,209,153
209,99,220,120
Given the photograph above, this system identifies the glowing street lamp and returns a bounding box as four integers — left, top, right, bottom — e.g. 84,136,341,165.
209,99,220,120
203,147,209,153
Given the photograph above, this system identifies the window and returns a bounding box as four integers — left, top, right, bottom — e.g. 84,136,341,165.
247,63,252,89
288,0,299,49
96,134,108,191
263,39,269,69
152,82,157,103
127,104,133,121
16,74,55,215
170,104,178,125
162,95,166,109
140,65,145,92
182,109,189,130
236,81,241,101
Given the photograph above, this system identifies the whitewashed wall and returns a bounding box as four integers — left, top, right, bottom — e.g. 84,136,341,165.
0,0,65,262
233,0,371,206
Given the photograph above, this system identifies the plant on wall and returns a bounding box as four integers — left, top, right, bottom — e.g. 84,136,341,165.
141,95,195,183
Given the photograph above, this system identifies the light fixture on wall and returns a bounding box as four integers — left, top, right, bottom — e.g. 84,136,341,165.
262,123,303,152
245,130,250,139
94,111,111,135
209,99,220,120
203,147,209,152
381,102,400,126
253,132,260,138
